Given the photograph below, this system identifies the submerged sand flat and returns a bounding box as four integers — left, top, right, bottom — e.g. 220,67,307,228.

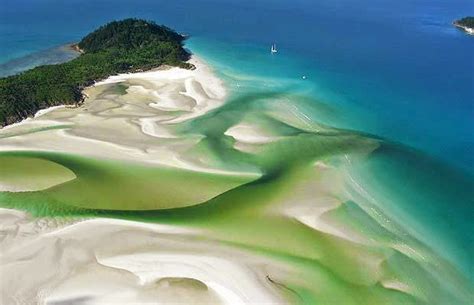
0,57,472,304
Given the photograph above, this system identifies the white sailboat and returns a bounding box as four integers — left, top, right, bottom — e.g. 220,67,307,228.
271,43,278,54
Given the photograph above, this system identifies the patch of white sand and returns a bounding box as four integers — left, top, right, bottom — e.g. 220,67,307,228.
34,105,67,118
0,210,290,305
225,122,283,144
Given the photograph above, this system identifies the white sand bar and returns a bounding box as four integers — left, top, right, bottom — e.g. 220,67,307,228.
0,209,290,305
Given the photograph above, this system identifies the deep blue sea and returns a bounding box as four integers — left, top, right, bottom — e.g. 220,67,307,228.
1,0,473,280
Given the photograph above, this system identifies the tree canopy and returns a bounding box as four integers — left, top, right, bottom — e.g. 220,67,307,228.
0,18,191,126
455,17,474,28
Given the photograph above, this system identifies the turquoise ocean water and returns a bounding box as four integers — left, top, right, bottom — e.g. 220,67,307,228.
1,0,473,281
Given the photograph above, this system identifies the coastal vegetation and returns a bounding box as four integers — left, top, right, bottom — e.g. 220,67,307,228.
453,17,474,34
0,18,191,126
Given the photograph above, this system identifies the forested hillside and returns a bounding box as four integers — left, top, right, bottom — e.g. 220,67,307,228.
0,19,191,126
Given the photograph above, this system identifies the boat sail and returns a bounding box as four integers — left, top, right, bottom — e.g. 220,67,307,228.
271,43,278,54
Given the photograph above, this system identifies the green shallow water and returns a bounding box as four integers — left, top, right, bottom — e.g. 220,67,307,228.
0,139,471,304
347,145,474,279
0,151,253,211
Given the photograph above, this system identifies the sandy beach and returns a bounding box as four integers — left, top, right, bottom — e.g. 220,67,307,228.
0,209,289,305
1,55,471,305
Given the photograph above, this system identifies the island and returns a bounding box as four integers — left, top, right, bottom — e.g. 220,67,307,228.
0,18,192,127
453,17,474,35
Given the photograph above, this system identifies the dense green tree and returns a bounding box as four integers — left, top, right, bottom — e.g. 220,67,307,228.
0,19,191,126
454,17,474,29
